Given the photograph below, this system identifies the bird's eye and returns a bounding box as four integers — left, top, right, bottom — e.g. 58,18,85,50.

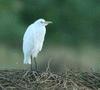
40,21,44,24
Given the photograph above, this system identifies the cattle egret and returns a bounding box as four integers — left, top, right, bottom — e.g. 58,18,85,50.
23,18,52,70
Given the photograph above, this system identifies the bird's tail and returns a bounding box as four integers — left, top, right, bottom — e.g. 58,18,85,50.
24,57,31,64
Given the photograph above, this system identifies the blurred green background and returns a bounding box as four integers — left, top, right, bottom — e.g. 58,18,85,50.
0,0,100,72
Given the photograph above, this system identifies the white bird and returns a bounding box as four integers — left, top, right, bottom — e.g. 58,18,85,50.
23,18,52,70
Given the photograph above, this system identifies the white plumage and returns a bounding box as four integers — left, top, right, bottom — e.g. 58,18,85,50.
23,19,52,65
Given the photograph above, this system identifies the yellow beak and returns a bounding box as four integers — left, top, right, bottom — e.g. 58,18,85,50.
45,21,53,24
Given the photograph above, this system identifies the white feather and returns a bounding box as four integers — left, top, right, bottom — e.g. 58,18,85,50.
23,19,46,64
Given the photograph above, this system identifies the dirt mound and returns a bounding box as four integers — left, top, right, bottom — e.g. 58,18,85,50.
0,69,100,90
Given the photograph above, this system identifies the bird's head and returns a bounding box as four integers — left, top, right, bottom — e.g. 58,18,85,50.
35,19,52,26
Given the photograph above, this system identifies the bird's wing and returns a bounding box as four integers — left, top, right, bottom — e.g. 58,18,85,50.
23,25,35,55
23,24,46,57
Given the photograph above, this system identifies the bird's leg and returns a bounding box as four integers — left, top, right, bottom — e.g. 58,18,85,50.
34,57,38,71
31,55,33,71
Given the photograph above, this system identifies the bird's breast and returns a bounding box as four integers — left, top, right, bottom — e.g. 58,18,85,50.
33,27,46,51
35,27,46,40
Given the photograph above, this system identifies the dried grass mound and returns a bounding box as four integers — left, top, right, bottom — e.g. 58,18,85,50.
0,68,100,90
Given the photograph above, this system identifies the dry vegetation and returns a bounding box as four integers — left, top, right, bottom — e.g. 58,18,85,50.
0,66,100,90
